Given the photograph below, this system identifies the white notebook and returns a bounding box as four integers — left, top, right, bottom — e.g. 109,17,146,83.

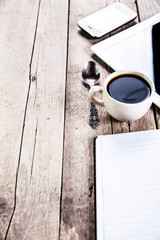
95,129,160,240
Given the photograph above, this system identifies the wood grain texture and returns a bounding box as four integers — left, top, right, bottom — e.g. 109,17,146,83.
60,0,113,239
137,0,160,20
0,1,40,239
4,0,69,239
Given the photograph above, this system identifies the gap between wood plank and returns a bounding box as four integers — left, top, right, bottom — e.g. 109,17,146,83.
30,119,39,183
58,0,71,239
4,1,42,239
135,0,141,22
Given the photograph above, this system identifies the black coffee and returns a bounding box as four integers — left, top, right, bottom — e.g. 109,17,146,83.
107,74,151,104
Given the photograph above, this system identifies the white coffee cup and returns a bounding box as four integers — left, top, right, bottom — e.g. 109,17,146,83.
89,70,160,121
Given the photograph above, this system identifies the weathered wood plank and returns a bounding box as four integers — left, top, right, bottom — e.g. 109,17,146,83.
0,1,40,239
137,0,160,20
60,0,113,239
4,0,69,239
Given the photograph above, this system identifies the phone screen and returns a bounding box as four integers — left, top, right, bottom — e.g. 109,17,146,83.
87,7,130,33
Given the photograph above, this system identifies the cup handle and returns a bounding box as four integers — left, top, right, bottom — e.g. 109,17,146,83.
153,92,160,108
89,86,104,106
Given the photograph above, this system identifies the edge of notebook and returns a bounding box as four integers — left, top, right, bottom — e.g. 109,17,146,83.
94,136,104,240
94,137,97,240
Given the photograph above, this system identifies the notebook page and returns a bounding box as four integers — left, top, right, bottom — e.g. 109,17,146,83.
96,130,160,240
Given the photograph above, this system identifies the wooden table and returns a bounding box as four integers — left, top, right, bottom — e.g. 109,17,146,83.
1,0,160,239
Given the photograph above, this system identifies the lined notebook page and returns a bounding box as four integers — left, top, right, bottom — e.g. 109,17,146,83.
95,130,160,240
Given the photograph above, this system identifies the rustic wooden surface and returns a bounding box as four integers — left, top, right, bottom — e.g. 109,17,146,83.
0,0,160,239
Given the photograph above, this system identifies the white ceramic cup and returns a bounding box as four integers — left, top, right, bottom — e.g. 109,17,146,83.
89,70,160,121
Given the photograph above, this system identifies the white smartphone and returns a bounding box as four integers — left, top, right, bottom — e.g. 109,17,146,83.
78,2,137,38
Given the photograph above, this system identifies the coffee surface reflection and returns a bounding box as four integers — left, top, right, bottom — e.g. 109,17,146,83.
107,74,151,104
